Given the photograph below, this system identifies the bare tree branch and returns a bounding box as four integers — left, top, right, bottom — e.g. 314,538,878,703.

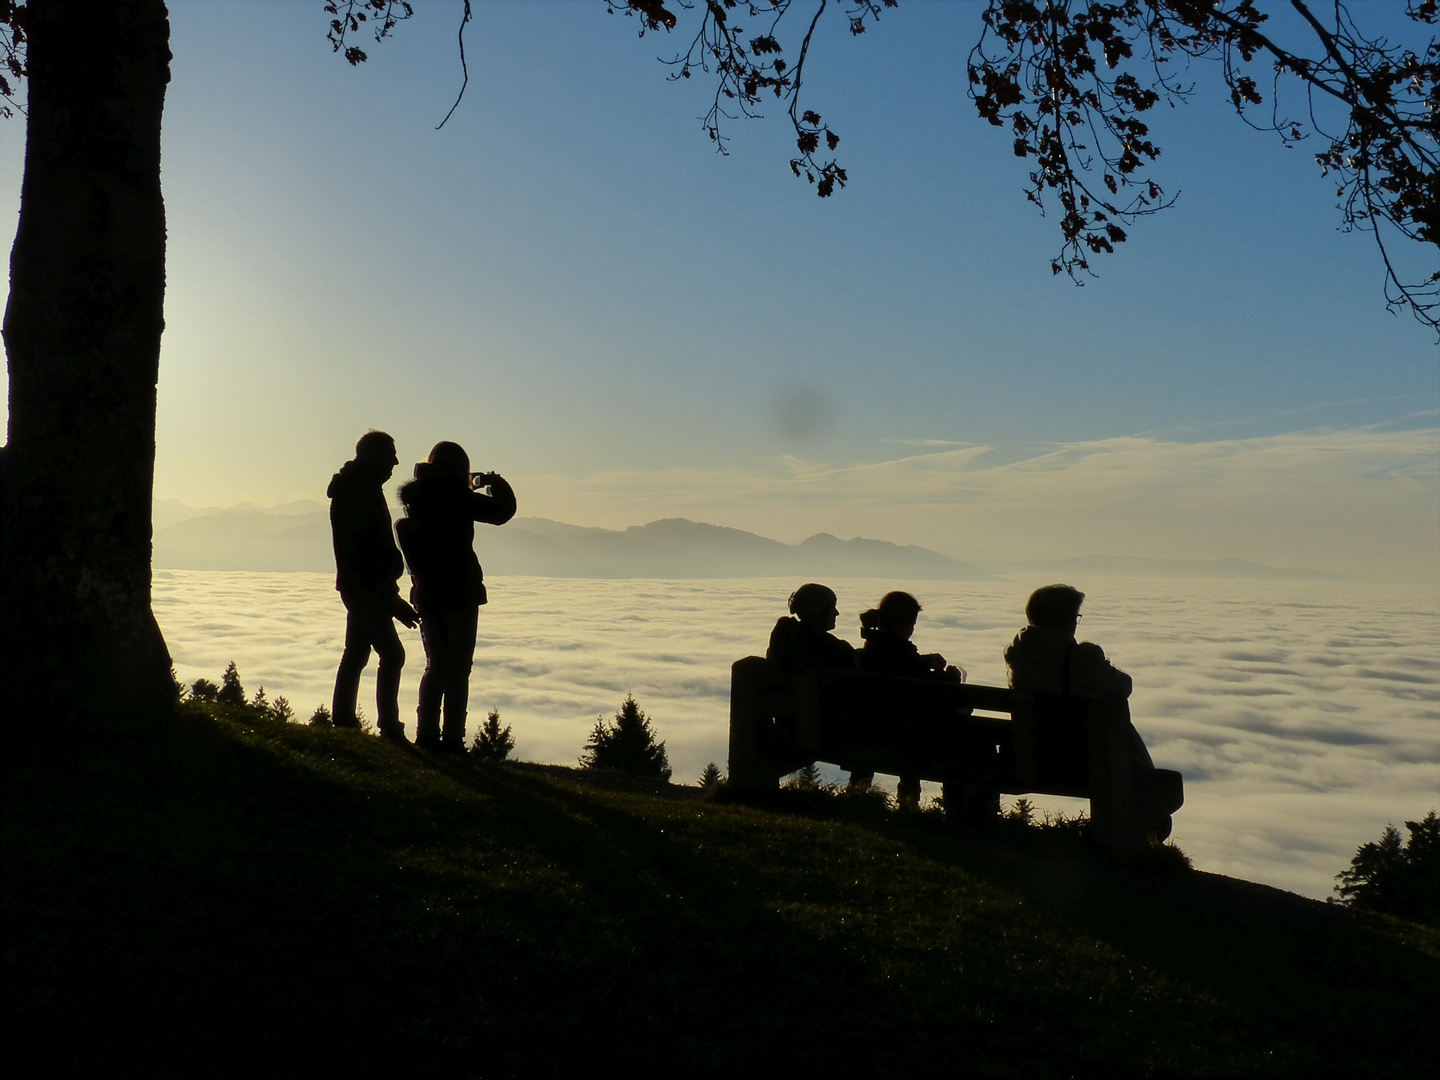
436,0,474,130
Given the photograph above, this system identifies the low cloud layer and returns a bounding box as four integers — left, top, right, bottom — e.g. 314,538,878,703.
518,426,1439,579
155,571,1438,901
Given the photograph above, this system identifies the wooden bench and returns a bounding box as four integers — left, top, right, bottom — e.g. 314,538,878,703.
728,656,1183,855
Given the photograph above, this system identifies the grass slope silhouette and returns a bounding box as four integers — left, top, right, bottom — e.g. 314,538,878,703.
5,705,1437,1075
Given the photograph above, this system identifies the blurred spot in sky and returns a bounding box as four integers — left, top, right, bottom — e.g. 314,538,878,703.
769,381,837,446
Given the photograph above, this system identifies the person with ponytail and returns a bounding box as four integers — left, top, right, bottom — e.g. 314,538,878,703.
856,592,964,682
852,591,966,806
396,441,517,752
766,583,858,675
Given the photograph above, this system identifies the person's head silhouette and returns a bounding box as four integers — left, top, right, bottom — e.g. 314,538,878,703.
860,591,922,640
355,430,398,480
1025,584,1085,635
789,583,839,631
426,441,470,478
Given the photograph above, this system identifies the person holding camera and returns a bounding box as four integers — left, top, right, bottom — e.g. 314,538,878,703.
328,430,417,743
396,441,517,752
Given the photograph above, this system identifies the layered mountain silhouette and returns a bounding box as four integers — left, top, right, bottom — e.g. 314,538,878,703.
491,517,986,579
152,501,1341,580
151,503,986,579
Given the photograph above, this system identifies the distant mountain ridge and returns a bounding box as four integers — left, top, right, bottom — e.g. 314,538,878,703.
495,517,987,579
151,506,988,580
151,502,1343,580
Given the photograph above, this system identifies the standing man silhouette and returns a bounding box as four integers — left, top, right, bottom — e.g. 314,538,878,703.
328,430,416,743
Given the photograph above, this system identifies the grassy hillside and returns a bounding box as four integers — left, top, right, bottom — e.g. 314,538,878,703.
5,706,1436,1076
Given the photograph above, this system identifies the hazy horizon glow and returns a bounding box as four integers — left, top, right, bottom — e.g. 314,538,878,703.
151,422,1440,581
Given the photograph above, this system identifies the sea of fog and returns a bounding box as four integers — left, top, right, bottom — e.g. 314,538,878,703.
153,571,1438,901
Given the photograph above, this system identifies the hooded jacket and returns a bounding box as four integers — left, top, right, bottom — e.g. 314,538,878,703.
1004,625,1132,698
327,459,403,596
396,468,517,612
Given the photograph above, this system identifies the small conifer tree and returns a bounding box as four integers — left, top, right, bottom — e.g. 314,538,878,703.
217,662,246,707
783,762,823,791
270,695,295,724
698,761,723,789
1334,810,1439,925
1005,797,1036,826
581,693,671,780
471,709,515,762
308,705,333,727
190,677,219,703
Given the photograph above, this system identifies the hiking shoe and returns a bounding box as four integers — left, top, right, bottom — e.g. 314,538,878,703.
378,721,408,745
415,733,443,751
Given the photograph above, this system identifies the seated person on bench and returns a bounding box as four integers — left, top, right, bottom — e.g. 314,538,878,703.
853,591,966,807
1005,584,1133,701
857,591,965,684
767,583,858,675
1005,584,1170,838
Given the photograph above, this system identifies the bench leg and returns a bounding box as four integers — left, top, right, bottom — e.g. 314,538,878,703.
943,783,1000,827
729,659,777,793
1088,700,1149,855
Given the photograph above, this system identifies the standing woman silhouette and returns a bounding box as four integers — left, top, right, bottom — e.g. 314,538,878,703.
396,441,516,752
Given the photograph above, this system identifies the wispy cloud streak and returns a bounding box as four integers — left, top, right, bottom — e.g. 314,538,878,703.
521,427,1439,578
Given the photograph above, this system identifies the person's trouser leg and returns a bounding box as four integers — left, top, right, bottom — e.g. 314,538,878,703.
332,598,374,728
335,589,405,734
897,776,922,809
372,615,405,738
848,769,874,792
440,606,479,750
416,610,448,747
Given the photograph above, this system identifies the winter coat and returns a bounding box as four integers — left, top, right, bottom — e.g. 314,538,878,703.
396,469,517,612
327,459,403,596
857,630,940,680
766,617,858,676
1003,625,1132,698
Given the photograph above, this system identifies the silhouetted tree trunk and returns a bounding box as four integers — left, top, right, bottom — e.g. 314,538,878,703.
2,1,176,724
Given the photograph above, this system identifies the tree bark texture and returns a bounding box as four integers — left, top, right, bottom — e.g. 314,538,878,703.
2,1,176,723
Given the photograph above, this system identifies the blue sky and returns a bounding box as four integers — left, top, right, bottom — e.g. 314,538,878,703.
3,1,1437,572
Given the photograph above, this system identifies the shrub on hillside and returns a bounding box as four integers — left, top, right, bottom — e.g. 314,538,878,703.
189,678,219,703
698,761,723,790
186,664,293,724
308,705,333,728
783,762,829,792
471,710,515,762
581,694,671,780
248,687,293,724
1333,810,1439,925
